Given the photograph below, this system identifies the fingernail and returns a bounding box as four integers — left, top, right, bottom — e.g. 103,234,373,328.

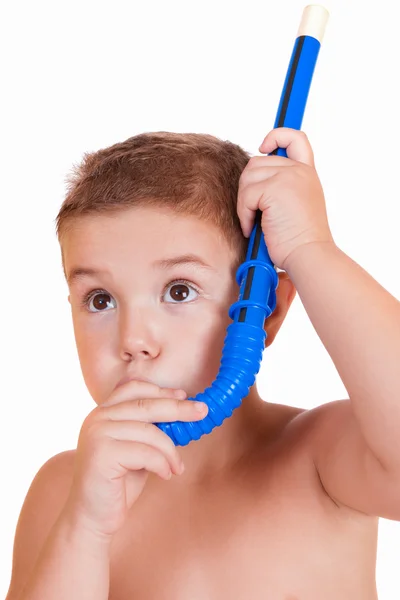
195,402,207,413
174,389,187,398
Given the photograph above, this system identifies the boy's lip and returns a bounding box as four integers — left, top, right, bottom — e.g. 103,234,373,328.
115,375,152,390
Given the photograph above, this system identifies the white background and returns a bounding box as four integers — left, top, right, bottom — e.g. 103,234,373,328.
1,0,399,597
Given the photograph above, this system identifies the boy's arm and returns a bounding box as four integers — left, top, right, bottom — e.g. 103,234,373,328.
6,451,110,600
304,398,400,519
284,241,400,519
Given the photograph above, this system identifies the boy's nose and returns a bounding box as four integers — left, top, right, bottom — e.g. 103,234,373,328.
118,307,161,361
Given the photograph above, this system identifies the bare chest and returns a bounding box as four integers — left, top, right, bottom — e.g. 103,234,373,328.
108,453,379,600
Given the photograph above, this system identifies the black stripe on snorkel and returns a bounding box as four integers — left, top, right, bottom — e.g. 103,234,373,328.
238,35,305,323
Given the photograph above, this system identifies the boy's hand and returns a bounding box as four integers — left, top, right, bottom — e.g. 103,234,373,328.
237,127,334,271
62,382,207,542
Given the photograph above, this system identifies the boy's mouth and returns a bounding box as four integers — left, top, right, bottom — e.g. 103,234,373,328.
115,375,153,390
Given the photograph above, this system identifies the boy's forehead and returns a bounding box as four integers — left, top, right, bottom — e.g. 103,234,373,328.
63,207,236,276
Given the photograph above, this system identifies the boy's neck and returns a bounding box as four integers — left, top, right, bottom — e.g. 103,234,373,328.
175,385,275,486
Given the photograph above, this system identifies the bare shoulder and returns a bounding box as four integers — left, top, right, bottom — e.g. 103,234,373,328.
275,398,349,441
277,399,372,508
254,400,351,482
272,399,353,464
284,398,351,445
6,449,76,599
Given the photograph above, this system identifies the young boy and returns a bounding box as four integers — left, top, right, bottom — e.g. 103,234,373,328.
6,127,400,600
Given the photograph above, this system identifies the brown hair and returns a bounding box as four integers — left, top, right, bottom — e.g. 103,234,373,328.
55,131,252,274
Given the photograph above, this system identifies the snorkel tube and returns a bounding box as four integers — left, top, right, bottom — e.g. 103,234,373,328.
155,4,330,446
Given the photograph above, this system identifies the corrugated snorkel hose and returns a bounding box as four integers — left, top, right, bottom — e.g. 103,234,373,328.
156,4,330,446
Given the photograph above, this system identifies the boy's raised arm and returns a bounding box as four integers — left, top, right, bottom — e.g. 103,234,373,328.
5,451,110,600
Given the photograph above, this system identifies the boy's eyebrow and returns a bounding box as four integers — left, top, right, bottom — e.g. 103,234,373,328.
67,254,215,286
153,254,215,271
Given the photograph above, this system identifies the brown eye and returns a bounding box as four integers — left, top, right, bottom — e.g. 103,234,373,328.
88,292,115,312
164,282,198,303
170,284,189,301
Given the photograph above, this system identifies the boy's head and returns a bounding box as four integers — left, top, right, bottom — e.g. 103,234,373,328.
56,131,250,272
56,132,296,405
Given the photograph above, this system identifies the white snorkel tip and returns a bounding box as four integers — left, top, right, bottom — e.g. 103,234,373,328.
297,4,330,43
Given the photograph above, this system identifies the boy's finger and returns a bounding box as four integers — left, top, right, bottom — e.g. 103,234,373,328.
100,398,208,422
102,380,186,407
258,127,315,167
237,179,275,238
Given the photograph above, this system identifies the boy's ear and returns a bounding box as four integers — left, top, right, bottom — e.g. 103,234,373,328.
264,271,296,347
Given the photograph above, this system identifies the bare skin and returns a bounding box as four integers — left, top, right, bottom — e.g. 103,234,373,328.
7,395,379,600
6,208,381,599
107,400,379,600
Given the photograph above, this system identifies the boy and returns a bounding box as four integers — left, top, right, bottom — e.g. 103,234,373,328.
6,127,400,600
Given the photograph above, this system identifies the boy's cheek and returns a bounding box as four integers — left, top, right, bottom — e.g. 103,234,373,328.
74,306,228,398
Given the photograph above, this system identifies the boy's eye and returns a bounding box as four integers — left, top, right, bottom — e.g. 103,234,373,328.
163,281,199,303
85,291,116,313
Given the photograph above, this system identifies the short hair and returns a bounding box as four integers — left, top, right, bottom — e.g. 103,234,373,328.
55,131,252,274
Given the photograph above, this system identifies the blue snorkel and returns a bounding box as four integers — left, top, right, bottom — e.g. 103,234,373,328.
155,4,330,446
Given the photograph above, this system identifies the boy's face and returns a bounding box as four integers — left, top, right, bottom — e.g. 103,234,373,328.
63,206,240,404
